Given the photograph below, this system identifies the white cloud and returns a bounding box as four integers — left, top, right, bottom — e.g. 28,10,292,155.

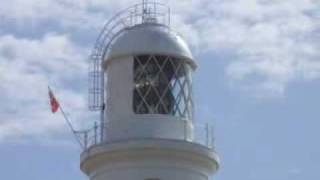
166,1,319,97
0,0,132,31
188,0,320,96
0,33,92,143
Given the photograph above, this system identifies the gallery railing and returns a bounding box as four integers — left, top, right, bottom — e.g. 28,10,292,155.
76,121,215,151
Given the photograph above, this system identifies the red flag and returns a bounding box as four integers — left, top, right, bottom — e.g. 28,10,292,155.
48,87,60,113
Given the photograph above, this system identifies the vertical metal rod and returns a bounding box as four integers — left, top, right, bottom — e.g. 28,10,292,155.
84,132,88,149
100,70,105,143
95,59,99,107
184,120,187,141
94,122,98,145
100,112,104,143
206,123,210,147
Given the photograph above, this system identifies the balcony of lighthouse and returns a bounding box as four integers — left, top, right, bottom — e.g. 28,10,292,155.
78,122,215,152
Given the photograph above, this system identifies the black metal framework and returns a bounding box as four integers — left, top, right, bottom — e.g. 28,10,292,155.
133,55,193,120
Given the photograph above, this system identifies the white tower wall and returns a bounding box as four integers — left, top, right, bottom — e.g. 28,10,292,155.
81,140,218,180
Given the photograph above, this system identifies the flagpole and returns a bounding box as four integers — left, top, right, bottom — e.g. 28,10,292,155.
58,105,84,149
48,86,84,149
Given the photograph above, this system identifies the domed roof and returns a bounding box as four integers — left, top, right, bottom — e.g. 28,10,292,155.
105,23,194,65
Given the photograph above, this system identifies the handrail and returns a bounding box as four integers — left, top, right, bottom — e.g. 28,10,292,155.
76,122,215,151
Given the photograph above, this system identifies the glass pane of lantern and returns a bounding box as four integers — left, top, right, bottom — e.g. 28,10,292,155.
133,55,193,120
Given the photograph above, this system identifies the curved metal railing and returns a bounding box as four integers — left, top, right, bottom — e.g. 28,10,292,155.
89,2,171,111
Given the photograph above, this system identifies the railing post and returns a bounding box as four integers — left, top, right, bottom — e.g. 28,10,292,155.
184,120,187,141
211,125,215,149
100,121,104,143
206,123,209,147
94,122,98,145
84,132,88,149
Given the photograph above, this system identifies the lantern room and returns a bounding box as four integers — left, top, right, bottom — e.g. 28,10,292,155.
102,23,197,141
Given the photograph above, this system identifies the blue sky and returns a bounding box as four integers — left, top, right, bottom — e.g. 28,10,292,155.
0,0,320,180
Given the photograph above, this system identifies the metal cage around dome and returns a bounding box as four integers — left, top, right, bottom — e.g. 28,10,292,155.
89,1,171,111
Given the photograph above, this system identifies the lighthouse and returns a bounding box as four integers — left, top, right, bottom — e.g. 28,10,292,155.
81,1,219,180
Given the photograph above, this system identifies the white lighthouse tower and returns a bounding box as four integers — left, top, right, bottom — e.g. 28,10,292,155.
81,2,219,180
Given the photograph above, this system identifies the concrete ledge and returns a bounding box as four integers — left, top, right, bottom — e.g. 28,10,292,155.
80,139,219,176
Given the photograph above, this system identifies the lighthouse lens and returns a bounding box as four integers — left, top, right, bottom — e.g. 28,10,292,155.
133,55,193,120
